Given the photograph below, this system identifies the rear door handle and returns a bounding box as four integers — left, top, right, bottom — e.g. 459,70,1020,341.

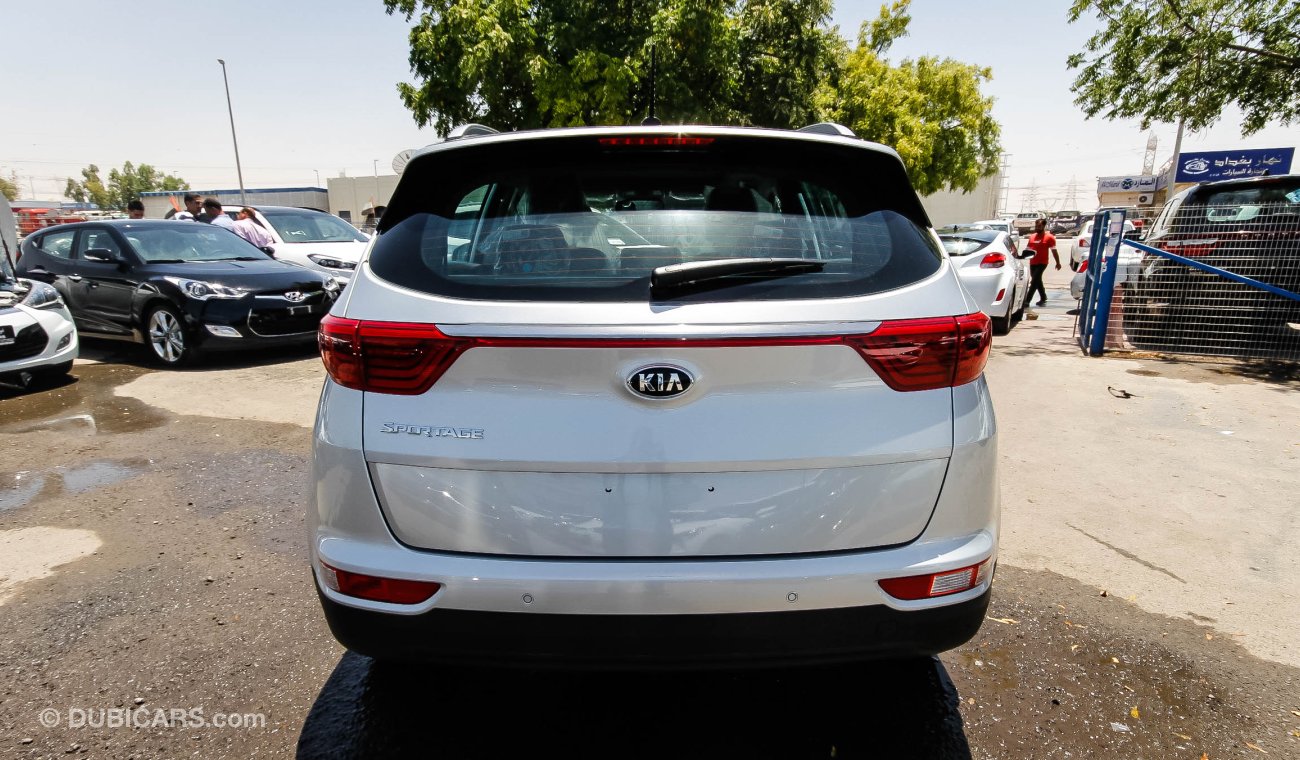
68,274,83,282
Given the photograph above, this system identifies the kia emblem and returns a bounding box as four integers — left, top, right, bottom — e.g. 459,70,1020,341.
628,365,693,399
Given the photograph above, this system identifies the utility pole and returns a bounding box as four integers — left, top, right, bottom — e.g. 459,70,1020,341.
1163,116,1186,202
217,59,247,204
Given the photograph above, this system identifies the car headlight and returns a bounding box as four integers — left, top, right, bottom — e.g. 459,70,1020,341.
307,254,357,270
163,277,249,300
20,281,65,310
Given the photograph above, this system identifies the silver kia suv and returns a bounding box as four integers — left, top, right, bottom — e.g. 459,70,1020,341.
310,123,998,666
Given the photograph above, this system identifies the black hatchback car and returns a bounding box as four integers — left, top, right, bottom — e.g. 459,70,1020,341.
17,220,341,364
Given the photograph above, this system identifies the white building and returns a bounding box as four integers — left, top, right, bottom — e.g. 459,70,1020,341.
919,172,1003,227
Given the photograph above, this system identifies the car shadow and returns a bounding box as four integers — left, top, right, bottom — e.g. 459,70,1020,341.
77,336,320,371
297,652,973,759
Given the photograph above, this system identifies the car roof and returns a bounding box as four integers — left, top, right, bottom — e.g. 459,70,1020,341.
1192,173,1298,190
407,124,903,164
29,219,211,233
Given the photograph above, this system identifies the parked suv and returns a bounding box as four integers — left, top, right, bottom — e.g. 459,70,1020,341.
310,124,999,666
1130,174,1300,356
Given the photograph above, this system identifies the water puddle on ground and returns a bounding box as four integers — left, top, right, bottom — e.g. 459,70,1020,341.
0,363,167,434
0,459,149,511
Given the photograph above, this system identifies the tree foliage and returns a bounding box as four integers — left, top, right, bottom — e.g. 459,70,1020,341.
382,0,839,132
0,171,20,202
817,1,1002,195
64,162,188,210
383,0,1002,195
1067,0,1300,135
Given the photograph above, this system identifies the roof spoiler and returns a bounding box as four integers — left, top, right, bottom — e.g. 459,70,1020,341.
796,122,856,138
447,124,500,140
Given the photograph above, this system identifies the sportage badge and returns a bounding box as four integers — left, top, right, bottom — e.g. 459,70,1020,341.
628,365,693,399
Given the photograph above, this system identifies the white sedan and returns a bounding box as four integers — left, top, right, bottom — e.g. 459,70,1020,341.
939,227,1032,334
232,206,369,284
1070,218,1137,271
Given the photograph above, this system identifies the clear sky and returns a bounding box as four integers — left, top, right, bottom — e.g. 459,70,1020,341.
3,0,1296,212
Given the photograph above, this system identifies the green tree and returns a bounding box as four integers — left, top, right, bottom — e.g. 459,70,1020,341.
64,165,111,209
818,1,1002,195
1067,0,1300,135
65,162,188,210
0,170,20,202
381,0,839,132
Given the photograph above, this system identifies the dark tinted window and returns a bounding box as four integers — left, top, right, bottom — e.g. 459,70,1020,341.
369,134,942,302
35,229,77,260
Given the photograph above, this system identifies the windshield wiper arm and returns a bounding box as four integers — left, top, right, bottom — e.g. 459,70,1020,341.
650,258,824,298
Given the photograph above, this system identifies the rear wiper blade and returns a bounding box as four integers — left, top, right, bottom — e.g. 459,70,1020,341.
651,258,824,297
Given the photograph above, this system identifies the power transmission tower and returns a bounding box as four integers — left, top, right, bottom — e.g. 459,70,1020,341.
1142,132,1158,175
1022,179,1039,212
1062,176,1080,211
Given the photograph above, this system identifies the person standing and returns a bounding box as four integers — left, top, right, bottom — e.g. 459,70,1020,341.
202,198,236,231
126,200,145,219
232,207,273,247
1025,218,1060,307
173,192,203,221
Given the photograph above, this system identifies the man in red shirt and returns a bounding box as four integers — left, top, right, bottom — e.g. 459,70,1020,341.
1025,218,1061,306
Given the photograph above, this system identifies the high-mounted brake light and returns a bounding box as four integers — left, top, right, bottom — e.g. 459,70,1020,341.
319,562,442,605
598,136,715,147
979,252,1007,269
320,312,992,395
878,559,992,601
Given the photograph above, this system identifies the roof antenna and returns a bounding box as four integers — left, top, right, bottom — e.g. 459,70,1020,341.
641,46,661,126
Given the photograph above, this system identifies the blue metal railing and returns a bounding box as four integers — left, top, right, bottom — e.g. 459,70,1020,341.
1077,211,1300,356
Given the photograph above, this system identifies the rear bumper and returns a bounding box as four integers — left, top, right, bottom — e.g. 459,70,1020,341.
316,578,992,668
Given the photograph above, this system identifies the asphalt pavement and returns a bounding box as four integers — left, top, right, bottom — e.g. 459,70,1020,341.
1,268,1298,759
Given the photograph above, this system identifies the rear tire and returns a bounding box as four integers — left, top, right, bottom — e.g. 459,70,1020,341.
992,298,1013,335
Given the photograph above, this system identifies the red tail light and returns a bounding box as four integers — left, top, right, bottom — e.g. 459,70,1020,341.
1078,237,1087,249
979,252,1006,269
879,559,991,601
1163,239,1219,257
1078,258,1088,272
320,313,992,395
846,313,991,392
319,315,474,395
319,562,441,605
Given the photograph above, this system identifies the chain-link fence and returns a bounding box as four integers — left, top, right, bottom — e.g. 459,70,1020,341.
1096,202,1300,361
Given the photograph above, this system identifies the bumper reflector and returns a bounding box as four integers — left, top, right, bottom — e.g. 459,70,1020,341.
319,562,442,605
878,560,991,601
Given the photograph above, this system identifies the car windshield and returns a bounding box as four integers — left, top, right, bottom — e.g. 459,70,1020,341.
123,225,271,262
369,135,943,302
263,209,367,243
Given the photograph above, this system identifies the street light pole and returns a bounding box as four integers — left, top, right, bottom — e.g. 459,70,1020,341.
217,58,247,205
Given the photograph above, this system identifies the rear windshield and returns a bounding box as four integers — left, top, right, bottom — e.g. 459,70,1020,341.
939,232,996,256
368,134,943,302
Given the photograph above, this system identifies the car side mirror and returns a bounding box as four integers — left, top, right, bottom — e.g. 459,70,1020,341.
83,248,123,264
260,246,276,257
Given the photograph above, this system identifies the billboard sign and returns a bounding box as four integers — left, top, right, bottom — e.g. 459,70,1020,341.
1097,175,1156,194
1175,148,1294,183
